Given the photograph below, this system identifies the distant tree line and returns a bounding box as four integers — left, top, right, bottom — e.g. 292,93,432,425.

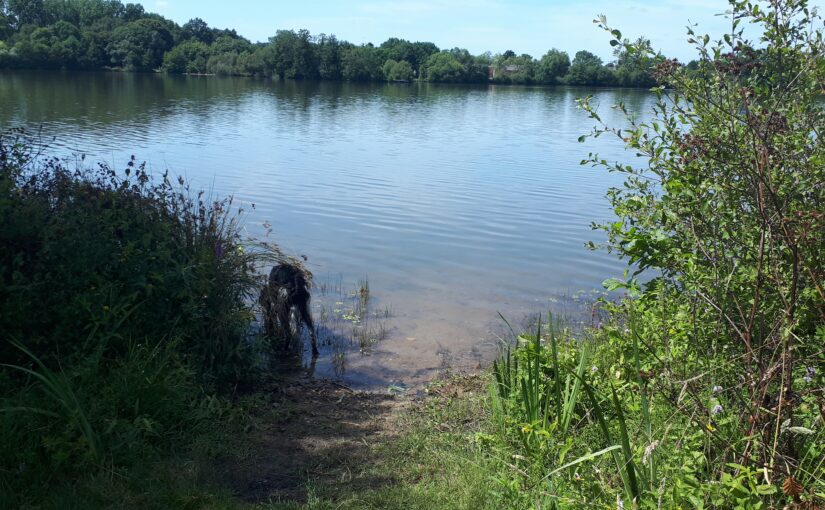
0,0,675,87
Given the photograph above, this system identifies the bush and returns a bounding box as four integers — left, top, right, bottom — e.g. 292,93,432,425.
0,130,274,505
487,1,824,508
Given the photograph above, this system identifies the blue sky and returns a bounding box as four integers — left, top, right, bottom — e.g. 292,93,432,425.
151,0,824,62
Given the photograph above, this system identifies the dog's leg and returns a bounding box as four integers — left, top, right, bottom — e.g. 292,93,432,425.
295,295,319,357
277,301,292,351
259,285,274,338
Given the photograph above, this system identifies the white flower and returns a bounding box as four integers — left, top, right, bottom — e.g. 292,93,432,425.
804,366,815,383
712,385,723,394
643,440,660,465
711,404,724,415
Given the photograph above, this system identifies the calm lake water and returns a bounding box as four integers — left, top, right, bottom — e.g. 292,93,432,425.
0,71,654,389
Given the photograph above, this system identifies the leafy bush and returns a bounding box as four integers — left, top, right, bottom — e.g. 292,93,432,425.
0,130,274,505
581,0,823,490
488,1,824,508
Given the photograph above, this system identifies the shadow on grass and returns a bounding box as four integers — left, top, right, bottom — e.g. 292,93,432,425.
213,375,402,505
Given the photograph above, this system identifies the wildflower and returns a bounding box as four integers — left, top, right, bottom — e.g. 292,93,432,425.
711,404,724,415
214,241,224,259
712,385,723,394
643,440,660,465
803,366,815,383
591,366,599,374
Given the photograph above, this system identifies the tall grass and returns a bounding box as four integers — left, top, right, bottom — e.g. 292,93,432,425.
486,302,823,508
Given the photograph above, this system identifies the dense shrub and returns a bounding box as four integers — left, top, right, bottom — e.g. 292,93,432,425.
0,130,272,505
487,1,824,508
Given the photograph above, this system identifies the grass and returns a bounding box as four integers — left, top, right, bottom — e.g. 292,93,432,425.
258,374,533,510
9,373,531,510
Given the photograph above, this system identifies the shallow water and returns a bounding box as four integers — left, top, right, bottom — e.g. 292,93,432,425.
0,71,654,389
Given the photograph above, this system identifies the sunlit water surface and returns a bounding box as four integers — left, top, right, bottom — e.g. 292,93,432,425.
0,71,655,389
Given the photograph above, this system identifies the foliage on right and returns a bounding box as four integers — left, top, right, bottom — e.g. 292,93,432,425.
577,0,824,506
487,2,822,509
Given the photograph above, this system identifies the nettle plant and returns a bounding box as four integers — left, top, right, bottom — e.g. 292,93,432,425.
580,0,823,503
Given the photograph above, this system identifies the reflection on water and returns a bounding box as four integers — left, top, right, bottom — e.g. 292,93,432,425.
0,71,654,389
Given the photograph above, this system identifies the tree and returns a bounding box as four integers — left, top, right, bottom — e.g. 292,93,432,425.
423,51,464,82
492,52,536,84
108,17,174,70
383,58,413,81
566,50,612,85
316,33,342,79
0,0,14,38
613,37,658,87
409,41,438,75
268,29,318,79
235,47,266,76
181,17,212,45
536,48,570,84
162,39,209,73
210,34,250,54
11,20,82,67
340,43,382,81
381,57,396,79
74,0,124,29
121,2,144,23
8,0,51,28
77,26,108,68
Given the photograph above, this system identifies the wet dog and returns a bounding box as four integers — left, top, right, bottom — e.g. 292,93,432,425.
259,263,319,357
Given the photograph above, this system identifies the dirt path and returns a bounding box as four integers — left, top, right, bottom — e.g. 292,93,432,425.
216,377,409,504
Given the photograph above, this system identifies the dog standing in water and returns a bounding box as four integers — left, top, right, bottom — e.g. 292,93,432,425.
259,263,319,357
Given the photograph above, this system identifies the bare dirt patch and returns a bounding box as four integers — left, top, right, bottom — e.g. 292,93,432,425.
215,376,408,504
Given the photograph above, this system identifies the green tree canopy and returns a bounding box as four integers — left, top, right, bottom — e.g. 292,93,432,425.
181,17,212,44
423,51,464,82
567,50,614,85
536,48,570,84
341,44,382,81
268,29,318,79
316,33,342,79
383,58,413,81
107,17,174,70
162,39,208,73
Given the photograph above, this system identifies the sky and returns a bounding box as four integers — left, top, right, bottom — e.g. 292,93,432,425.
151,0,824,62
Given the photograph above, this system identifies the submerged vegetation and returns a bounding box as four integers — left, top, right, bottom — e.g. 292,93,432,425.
0,0,661,87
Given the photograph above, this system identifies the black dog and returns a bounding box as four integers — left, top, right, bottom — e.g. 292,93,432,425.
259,263,319,357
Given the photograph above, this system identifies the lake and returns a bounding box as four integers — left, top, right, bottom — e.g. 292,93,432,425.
0,71,654,389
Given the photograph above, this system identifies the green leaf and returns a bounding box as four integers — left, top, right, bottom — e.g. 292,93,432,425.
544,445,621,478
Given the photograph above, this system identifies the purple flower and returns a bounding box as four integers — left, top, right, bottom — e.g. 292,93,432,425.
711,404,724,416
803,366,815,383
214,241,224,260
